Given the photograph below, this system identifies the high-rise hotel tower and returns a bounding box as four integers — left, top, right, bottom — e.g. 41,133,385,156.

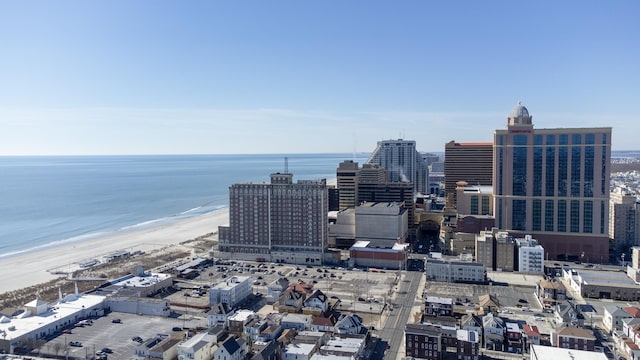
493,102,611,263
218,172,328,264
366,139,428,195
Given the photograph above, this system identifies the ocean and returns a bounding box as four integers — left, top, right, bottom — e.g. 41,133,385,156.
0,153,369,258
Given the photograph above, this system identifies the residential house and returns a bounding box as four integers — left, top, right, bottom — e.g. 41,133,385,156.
279,288,307,313
425,296,454,317
303,289,329,315
251,340,282,360
311,314,337,332
551,326,595,351
478,294,500,314
460,314,483,335
213,336,246,360
283,342,317,360
228,309,257,336
505,322,523,353
258,324,284,343
335,314,367,335
456,329,480,360
604,305,631,334
522,325,541,351
245,318,268,343
535,280,567,309
319,334,366,359
148,336,182,360
405,323,443,360
206,302,235,327
623,318,640,339
177,332,218,360
554,301,584,327
282,313,312,331
135,336,164,359
267,278,290,304
482,313,505,351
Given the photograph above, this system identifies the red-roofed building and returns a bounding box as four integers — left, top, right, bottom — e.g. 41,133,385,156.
625,306,640,318
523,325,541,350
551,326,596,351
311,314,337,332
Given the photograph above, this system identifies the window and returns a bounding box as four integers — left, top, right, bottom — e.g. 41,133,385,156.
533,200,542,231
513,200,526,231
545,200,555,231
558,200,567,232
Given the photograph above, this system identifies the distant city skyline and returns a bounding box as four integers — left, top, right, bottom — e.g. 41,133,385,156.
1,1,638,155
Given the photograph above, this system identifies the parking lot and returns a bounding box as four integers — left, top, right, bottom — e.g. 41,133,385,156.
38,311,205,359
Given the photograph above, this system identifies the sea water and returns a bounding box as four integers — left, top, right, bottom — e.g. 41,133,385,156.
0,153,369,258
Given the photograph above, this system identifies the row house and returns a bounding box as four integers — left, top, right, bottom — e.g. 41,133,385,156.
425,296,454,317
228,309,258,336
522,325,541,351
551,326,595,351
456,329,480,360
505,322,523,353
311,314,337,332
535,280,567,309
282,313,312,331
405,323,443,360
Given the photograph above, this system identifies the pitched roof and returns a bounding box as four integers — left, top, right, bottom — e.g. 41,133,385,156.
222,336,241,355
312,315,335,327
555,326,595,339
523,325,540,336
624,306,640,318
478,294,500,308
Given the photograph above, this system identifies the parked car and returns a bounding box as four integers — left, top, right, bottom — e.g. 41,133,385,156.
69,341,82,347
62,329,72,334
132,336,143,343
172,327,183,331
111,318,122,323
101,348,113,354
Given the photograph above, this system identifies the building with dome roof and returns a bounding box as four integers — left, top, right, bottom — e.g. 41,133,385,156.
493,102,612,263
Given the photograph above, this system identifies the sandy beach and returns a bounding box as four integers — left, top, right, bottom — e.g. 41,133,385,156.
0,208,229,294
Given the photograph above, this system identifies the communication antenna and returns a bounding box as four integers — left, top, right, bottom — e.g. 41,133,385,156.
285,156,289,173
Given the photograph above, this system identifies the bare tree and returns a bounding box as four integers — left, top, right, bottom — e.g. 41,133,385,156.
52,342,62,357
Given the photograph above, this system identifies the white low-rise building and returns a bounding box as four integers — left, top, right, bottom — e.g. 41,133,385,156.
177,332,217,360
0,293,105,354
209,276,251,307
426,258,485,283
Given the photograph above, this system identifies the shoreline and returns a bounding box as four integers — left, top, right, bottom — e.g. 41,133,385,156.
0,208,229,295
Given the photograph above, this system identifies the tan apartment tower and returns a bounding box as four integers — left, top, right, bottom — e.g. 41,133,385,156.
337,160,360,210
444,141,493,208
609,187,638,246
493,102,611,263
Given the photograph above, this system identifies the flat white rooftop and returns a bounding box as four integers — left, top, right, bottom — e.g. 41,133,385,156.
111,272,171,288
0,294,105,341
531,344,607,360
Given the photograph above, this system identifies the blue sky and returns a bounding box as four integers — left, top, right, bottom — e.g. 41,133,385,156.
1,1,638,155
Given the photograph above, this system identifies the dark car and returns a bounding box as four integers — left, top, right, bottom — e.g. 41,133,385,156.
518,298,528,303
111,318,122,323
132,336,143,343
101,348,113,354
172,327,183,331
69,341,82,347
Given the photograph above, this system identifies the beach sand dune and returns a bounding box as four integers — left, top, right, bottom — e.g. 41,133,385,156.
0,209,229,294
